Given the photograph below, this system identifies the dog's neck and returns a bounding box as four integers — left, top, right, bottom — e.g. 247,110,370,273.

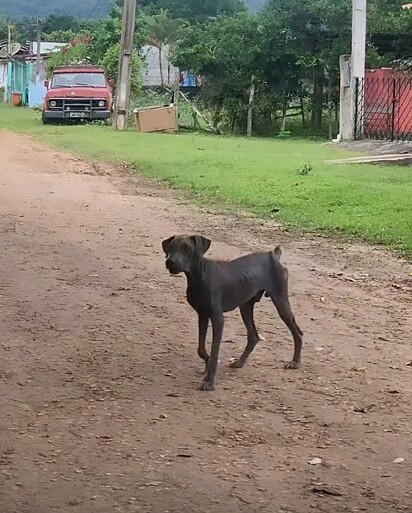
184,256,207,287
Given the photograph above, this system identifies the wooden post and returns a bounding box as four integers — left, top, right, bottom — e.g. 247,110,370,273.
36,19,42,78
113,0,137,130
173,74,179,131
246,75,255,137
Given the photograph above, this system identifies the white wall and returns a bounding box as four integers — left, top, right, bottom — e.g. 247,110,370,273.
140,45,179,87
0,61,7,89
31,42,67,54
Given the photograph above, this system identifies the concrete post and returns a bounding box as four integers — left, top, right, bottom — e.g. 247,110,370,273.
337,0,367,141
338,55,353,141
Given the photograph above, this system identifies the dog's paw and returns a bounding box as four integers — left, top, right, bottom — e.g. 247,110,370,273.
284,361,301,370
228,358,244,369
199,380,215,391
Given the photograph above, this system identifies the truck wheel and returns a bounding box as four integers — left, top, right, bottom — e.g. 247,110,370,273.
42,112,50,125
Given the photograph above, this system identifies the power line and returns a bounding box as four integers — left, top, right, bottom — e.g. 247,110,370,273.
85,0,105,22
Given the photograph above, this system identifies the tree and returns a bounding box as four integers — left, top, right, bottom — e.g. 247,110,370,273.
42,30,77,43
143,9,187,86
367,0,412,65
174,14,286,132
45,37,90,78
137,0,246,21
101,42,143,93
263,0,352,130
0,15,25,44
42,15,81,34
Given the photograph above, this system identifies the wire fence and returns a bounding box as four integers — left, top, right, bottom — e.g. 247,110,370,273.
355,75,412,142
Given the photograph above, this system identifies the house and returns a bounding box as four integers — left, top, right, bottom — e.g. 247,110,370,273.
140,44,179,87
26,42,67,107
0,41,30,104
140,44,199,91
0,40,8,97
0,40,66,107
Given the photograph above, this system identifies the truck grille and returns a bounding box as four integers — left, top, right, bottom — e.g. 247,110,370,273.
48,99,107,110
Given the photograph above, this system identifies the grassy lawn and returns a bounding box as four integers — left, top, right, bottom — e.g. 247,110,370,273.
1,103,411,257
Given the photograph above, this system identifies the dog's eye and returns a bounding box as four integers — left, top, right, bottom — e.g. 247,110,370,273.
183,244,191,253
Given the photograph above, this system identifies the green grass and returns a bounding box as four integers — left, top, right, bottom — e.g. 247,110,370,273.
1,103,412,257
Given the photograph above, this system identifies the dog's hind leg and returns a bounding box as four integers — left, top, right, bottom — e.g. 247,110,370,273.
229,300,260,369
197,315,209,372
269,293,303,369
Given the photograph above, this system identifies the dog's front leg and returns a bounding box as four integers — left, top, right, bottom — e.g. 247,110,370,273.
200,312,224,391
197,315,209,372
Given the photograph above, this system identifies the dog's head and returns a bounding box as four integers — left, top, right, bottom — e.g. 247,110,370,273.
161,234,211,274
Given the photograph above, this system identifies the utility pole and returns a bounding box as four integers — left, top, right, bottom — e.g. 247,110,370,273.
112,0,137,130
351,0,367,79
338,0,367,141
6,25,12,102
350,0,367,139
36,18,42,79
7,25,12,56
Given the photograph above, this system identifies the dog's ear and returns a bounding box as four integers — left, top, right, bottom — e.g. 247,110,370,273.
191,235,211,256
162,236,175,254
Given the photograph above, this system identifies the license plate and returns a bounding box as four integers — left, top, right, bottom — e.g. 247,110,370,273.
69,112,86,118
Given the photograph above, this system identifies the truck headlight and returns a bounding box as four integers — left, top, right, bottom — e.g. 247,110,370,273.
98,100,105,108
49,100,57,107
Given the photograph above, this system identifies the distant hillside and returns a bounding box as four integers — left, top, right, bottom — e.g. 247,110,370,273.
0,0,113,19
0,0,267,20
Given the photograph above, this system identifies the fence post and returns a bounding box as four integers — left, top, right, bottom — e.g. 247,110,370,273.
354,78,359,140
391,78,397,142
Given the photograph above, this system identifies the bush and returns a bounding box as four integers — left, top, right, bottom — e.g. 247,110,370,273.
101,43,143,95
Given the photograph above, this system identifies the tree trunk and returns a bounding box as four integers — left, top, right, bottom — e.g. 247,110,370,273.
300,96,306,127
158,47,164,87
281,98,288,132
246,75,256,137
327,73,333,140
212,107,221,133
311,64,324,130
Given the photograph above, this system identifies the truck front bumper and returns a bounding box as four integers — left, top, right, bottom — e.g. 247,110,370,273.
43,110,112,120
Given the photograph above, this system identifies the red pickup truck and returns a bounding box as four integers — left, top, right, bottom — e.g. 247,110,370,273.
42,65,115,124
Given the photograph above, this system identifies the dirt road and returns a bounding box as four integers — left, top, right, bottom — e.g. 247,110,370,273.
0,133,411,513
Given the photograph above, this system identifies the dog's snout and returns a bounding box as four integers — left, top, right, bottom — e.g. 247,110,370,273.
165,256,181,274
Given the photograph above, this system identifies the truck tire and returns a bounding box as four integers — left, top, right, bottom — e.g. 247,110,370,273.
42,112,50,125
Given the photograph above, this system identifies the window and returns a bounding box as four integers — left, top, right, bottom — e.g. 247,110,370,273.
52,72,106,88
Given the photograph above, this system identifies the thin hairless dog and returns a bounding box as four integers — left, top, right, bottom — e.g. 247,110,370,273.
162,234,303,391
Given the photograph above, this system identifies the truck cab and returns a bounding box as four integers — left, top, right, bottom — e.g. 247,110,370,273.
42,65,115,124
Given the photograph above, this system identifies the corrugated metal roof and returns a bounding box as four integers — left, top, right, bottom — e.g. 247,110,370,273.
31,42,67,54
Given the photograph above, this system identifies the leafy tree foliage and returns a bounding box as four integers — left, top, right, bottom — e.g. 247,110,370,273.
115,0,246,21
2,0,411,135
143,9,187,86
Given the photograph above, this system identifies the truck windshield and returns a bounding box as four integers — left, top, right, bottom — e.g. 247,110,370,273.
52,72,106,88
